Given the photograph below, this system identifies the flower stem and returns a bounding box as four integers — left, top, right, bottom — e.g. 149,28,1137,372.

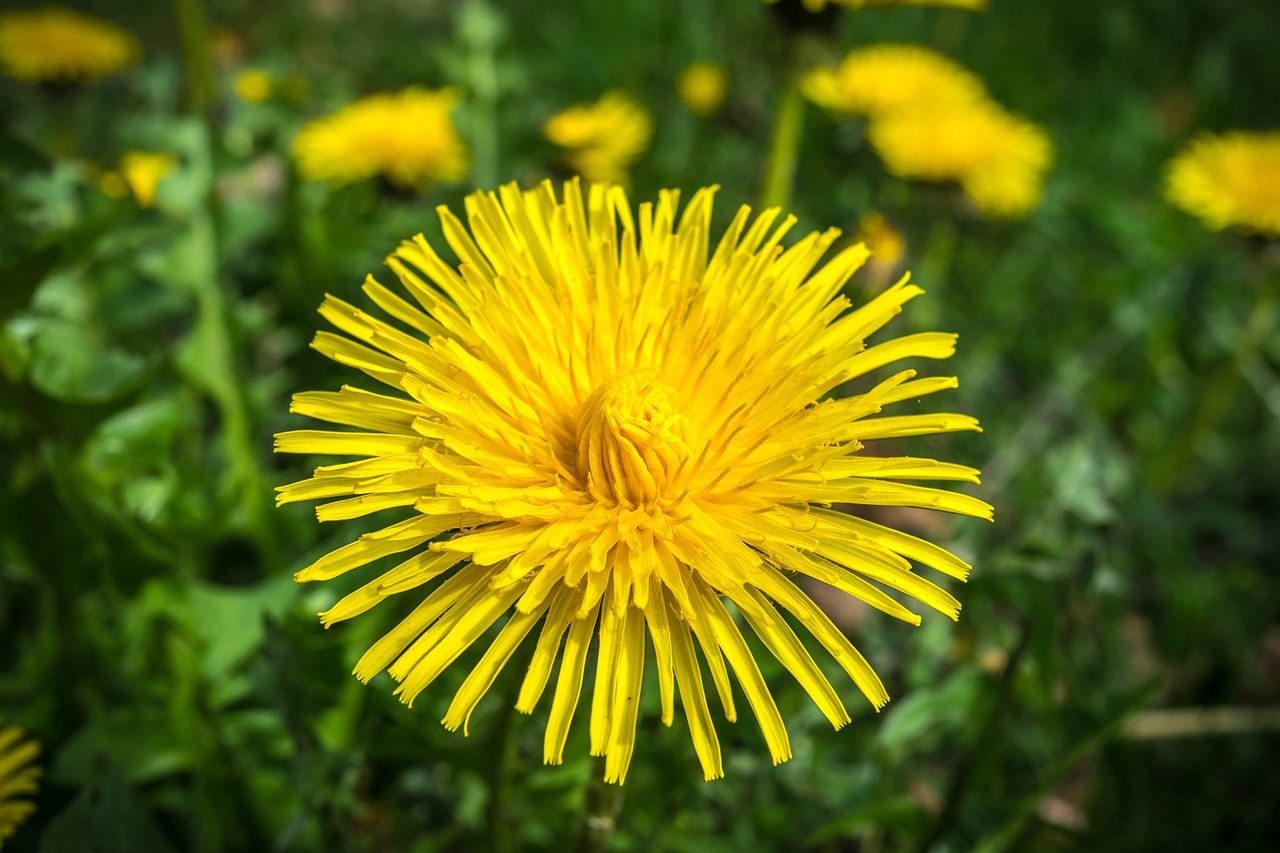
759,54,806,212
182,122,279,569
459,0,502,190
915,623,1030,853
170,0,278,568
1158,270,1279,489
173,0,216,115
571,757,625,853
484,643,534,853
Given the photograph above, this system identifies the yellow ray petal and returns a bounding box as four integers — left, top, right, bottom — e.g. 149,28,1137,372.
295,514,454,582
740,586,850,729
808,507,973,580
544,598,600,765
848,413,982,441
642,590,676,725
668,592,724,781
603,605,646,784
691,579,792,765
393,576,525,706
353,561,490,682
589,593,624,755
753,564,890,709
320,549,465,626
517,586,578,713
275,429,424,458
443,602,547,734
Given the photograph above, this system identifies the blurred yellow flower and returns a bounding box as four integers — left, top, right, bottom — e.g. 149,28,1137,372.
1165,131,1280,237
870,101,1053,218
210,26,247,65
294,88,469,190
678,63,729,117
544,92,651,184
0,719,40,846
234,68,273,103
277,178,988,784
803,45,985,118
771,0,987,12
101,152,176,208
857,212,906,267
0,8,138,83
857,213,908,289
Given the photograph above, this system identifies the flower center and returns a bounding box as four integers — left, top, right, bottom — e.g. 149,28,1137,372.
576,371,690,508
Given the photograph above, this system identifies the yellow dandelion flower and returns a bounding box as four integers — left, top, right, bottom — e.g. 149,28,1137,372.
544,92,652,185
101,151,176,208
276,179,990,784
869,101,1052,218
1165,131,1280,237
857,213,907,289
294,88,469,190
771,0,987,13
802,45,985,119
234,67,273,103
857,212,906,267
857,211,907,282
0,7,138,83
122,151,175,208
0,719,40,846
678,63,729,118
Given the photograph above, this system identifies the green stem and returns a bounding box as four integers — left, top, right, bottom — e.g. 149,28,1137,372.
460,0,502,190
912,216,958,328
914,625,1029,853
174,0,216,114
171,0,278,568
484,642,534,853
571,756,625,853
759,57,806,212
180,124,279,567
1158,273,1279,488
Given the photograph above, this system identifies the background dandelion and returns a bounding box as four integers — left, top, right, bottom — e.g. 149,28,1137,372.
293,88,469,189
802,45,985,118
0,7,138,83
543,92,652,185
1165,131,1280,236
677,63,729,117
869,100,1054,218
99,151,176,207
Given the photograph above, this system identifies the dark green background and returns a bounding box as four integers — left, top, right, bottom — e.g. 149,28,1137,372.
2,0,1278,850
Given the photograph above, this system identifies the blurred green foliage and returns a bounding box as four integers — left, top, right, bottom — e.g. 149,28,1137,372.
2,0,1279,850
